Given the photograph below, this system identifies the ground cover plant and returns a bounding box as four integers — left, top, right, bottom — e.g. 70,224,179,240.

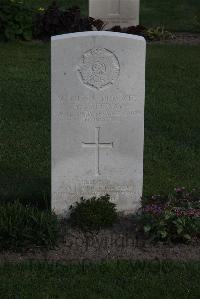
138,188,200,242
0,261,200,298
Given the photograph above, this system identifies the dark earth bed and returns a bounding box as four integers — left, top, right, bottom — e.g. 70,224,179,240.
1,217,199,264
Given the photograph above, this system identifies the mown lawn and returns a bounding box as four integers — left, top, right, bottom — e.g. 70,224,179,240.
0,42,200,202
140,0,200,32
25,0,200,32
144,44,200,195
0,261,200,298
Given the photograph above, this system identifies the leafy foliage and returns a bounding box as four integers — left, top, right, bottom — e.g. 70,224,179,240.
138,188,200,242
33,1,98,40
108,24,174,41
139,209,199,242
0,201,59,250
109,25,147,36
0,0,102,42
69,194,118,231
0,0,175,42
0,0,33,41
145,26,175,41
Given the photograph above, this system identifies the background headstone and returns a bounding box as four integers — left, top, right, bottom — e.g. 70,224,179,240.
89,0,140,29
51,32,146,215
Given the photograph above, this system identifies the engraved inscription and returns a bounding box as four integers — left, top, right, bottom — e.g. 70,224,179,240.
81,127,113,176
54,178,135,198
77,48,120,90
59,94,141,122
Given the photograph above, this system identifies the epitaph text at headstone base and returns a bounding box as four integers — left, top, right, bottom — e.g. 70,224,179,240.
51,32,146,215
89,0,140,29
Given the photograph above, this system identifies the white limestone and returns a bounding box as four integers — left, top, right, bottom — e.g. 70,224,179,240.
51,31,146,215
89,0,140,29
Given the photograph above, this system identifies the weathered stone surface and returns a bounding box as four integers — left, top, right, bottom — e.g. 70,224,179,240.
51,31,146,215
89,0,140,29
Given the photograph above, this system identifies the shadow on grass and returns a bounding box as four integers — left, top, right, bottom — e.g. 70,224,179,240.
0,167,50,209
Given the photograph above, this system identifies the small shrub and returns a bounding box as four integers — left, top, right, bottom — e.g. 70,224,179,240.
69,194,118,231
34,1,97,40
0,201,59,250
0,0,33,41
109,25,147,38
137,188,200,242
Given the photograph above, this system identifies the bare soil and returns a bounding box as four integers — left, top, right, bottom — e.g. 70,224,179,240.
0,217,199,264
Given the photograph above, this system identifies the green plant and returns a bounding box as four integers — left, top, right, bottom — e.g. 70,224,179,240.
108,24,147,37
0,201,59,250
33,1,99,40
0,0,34,41
139,208,199,242
138,188,200,242
145,26,175,41
69,194,118,231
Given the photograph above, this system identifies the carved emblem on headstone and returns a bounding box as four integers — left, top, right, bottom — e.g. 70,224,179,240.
77,48,120,90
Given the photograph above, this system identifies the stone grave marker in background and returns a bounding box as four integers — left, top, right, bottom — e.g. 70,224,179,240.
89,0,140,29
51,32,146,215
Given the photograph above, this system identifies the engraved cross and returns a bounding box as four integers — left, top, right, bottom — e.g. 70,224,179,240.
81,127,113,176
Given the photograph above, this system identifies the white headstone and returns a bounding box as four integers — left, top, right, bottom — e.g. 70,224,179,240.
89,0,140,29
51,31,146,215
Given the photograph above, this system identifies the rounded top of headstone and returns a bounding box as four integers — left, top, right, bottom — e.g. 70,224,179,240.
51,31,146,43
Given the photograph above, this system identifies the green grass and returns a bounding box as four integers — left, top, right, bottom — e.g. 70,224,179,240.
0,261,199,298
24,0,200,32
0,42,200,201
140,0,200,32
0,201,58,250
0,41,50,203
144,44,200,195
